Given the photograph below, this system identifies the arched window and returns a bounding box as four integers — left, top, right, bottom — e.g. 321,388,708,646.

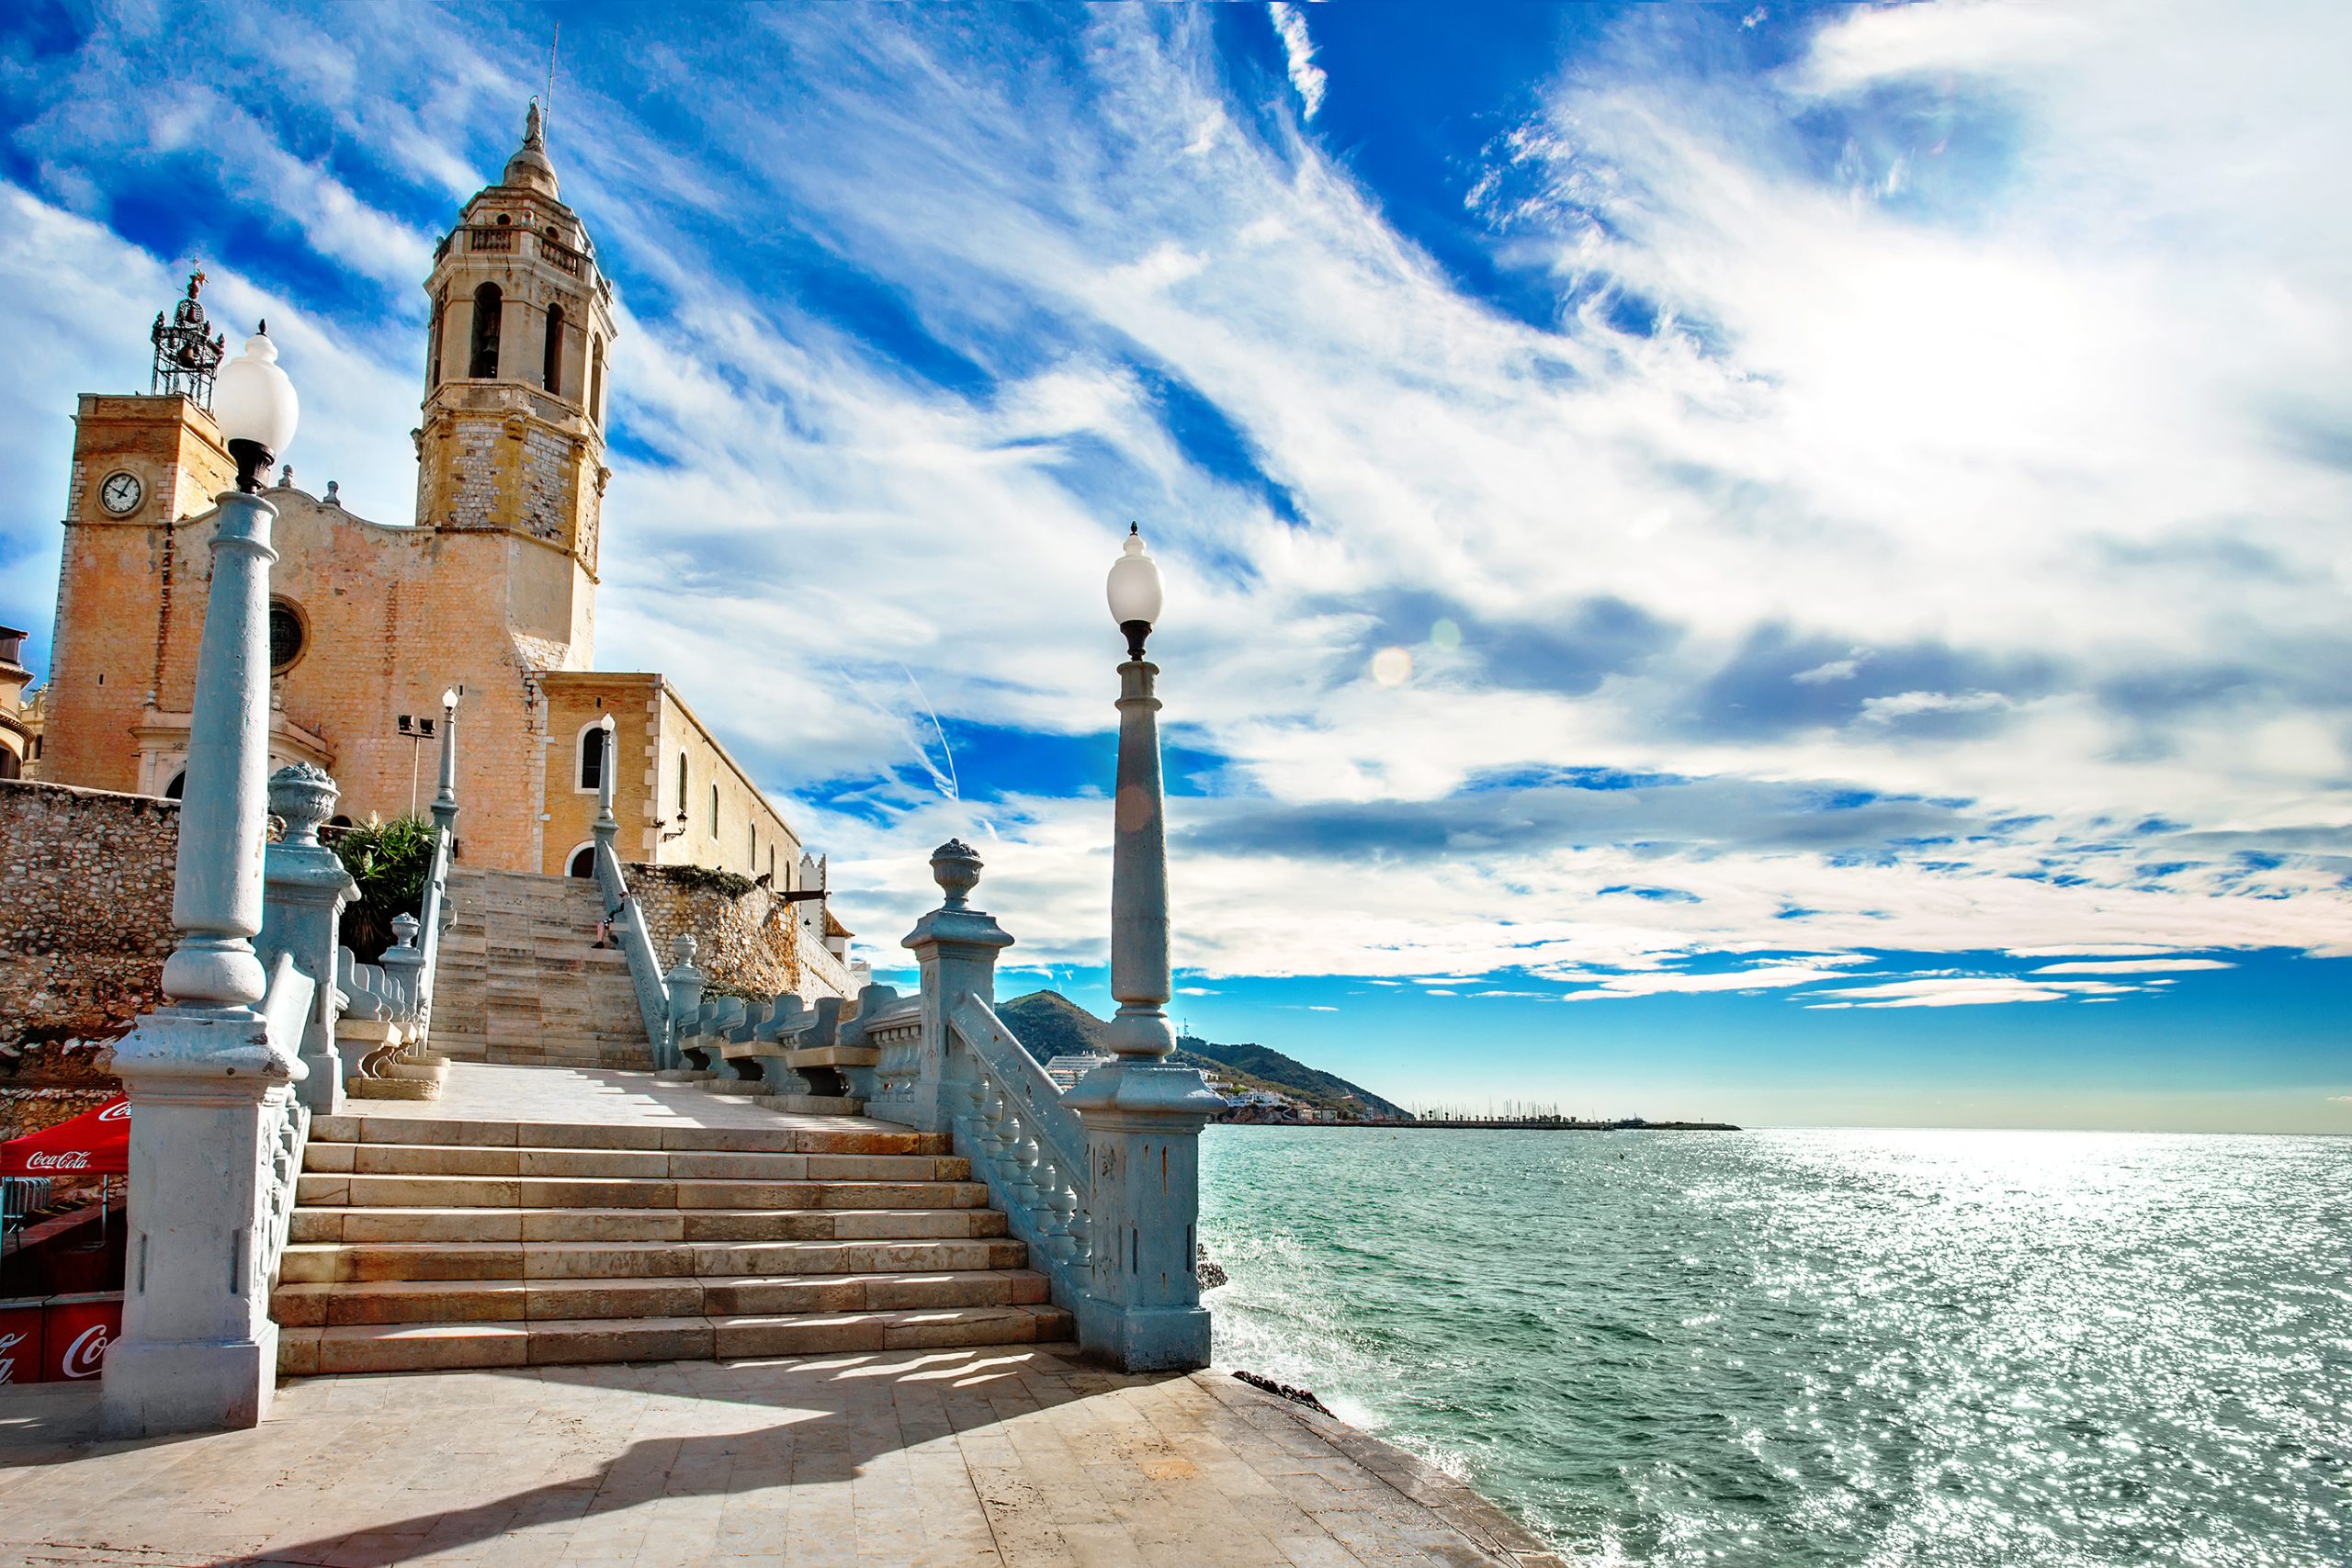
542,302,564,395
576,721,606,793
589,336,605,423
675,752,689,818
565,843,596,878
708,783,718,837
164,770,186,799
0,747,19,781
426,288,447,389
469,282,503,378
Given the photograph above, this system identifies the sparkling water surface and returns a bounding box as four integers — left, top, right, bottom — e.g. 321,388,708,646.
1199,1126,2351,1566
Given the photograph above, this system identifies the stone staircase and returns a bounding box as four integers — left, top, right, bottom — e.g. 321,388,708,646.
431,867,651,1069
273,1111,1069,1375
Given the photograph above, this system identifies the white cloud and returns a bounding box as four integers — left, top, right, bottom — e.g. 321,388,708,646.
6,5,2348,995
1267,4,1329,121
2027,958,2236,976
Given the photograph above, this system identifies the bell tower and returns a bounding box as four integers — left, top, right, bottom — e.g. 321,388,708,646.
414,103,616,657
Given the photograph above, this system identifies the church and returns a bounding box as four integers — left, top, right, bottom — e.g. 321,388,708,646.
30,107,838,935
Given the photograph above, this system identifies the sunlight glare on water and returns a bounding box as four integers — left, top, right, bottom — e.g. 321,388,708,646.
1199,1126,2352,1566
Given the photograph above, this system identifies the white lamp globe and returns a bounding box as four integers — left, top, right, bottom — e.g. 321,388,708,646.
213,323,300,465
442,688,459,709
1106,524,1164,643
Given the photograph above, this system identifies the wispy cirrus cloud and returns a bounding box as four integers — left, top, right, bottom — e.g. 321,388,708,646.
0,1,2345,1021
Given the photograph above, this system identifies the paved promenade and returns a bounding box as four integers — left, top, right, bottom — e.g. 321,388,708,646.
0,1346,1566,1566
0,1067,1568,1566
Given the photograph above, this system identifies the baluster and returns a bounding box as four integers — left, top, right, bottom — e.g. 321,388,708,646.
980,1080,1012,1169
1066,1180,1091,1268
1005,1108,1042,1215
1033,1150,1072,1262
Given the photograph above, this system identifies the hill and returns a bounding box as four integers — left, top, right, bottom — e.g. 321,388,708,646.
995,991,1412,1122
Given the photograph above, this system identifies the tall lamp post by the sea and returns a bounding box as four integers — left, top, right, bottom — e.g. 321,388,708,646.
1065,524,1223,1371
1102,524,1175,1062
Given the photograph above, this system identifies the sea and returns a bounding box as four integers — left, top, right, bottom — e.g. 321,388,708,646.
1198,1125,2351,1567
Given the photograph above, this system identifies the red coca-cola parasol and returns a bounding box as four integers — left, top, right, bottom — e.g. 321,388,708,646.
1,1098,130,1179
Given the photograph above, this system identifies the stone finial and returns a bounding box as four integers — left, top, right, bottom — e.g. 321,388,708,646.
931,840,981,911
390,912,420,950
277,464,293,489
669,932,699,968
266,762,338,849
322,480,341,507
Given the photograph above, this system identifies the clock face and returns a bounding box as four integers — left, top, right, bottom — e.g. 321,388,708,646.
99,470,142,515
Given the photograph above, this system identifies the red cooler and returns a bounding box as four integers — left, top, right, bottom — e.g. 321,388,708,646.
42,1292,120,1382
0,1299,41,1385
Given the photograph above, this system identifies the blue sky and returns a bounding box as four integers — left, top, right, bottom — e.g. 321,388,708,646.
2,3,2346,1131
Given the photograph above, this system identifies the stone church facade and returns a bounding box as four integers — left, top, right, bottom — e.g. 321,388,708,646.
31,108,832,919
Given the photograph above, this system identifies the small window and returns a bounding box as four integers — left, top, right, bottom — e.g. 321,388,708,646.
426,288,447,389
469,282,502,378
268,600,306,674
577,722,605,792
589,336,605,423
750,824,757,871
566,843,595,878
542,302,564,395
675,752,688,817
708,783,718,837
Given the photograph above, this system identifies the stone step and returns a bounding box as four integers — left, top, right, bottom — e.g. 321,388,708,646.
308,1117,949,1156
277,1303,1073,1375
278,1234,1029,1283
288,1204,1011,1246
272,1267,1051,1326
293,1172,993,1211
301,1142,969,1182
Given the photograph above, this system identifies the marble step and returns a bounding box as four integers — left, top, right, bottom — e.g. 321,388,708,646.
293,1172,992,1211
277,1303,1074,1375
288,1204,1011,1247
307,1117,949,1156
272,1267,1052,1326
301,1142,969,1182
278,1234,1030,1283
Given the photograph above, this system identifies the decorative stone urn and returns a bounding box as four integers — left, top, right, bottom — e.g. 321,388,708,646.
930,839,983,911
267,761,338,848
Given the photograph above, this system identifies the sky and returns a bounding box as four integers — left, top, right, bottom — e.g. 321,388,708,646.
1,2,2346,1132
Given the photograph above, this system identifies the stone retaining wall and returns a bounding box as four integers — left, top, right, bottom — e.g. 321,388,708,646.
626,865,847,1005
0,779,178,1046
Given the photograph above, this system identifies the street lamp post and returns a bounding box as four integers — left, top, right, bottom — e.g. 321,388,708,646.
104,324,308,1436
1065,524,1222,1371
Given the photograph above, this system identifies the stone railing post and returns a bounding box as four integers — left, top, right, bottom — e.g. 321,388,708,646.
898,840,1012,1134
662,933,703,1073
1063,624,1222,1371
103,485,311,1437
257,762,357,1114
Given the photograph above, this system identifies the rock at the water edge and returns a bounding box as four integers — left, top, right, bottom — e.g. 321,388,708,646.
1195,1243,1227,1290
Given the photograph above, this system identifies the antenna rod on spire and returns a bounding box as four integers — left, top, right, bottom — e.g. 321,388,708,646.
546,22,560,139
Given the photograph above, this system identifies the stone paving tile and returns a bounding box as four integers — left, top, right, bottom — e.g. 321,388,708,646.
0,1351,1569,1566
